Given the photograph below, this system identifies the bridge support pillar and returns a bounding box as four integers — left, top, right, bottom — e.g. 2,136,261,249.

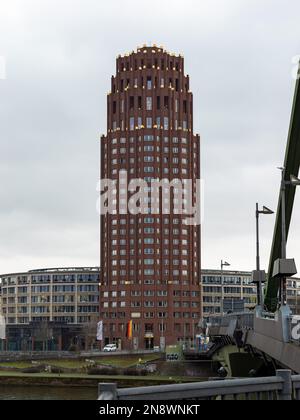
276,370,292,400
279,305,292,343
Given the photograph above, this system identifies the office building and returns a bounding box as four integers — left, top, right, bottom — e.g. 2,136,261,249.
0,267,100,350
201,269,300,318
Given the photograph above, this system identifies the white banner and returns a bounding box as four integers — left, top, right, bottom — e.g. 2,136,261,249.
0,315,6,340
96,320,103,341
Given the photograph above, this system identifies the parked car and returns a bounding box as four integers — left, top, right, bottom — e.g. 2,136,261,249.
103,343,117,352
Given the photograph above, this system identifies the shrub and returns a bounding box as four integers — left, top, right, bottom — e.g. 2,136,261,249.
21,366,44,373
87,366,119,375
49,367,62,374
123,368,148,376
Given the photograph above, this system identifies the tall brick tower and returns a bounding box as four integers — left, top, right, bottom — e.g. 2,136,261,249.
100,45,201,350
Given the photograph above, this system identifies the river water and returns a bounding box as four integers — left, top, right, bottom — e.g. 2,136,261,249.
0,385,97,400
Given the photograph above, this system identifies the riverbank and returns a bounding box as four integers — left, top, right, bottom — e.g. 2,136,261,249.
0,371,206,388
0,384,97,400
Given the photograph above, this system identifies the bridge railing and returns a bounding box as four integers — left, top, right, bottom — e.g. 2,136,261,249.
98,370,295,401
209,312,254,329
292,375,300,399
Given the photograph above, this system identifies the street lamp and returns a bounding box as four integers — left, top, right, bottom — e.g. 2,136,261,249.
221,260,230,315
272,168,299,306
254,203,274,306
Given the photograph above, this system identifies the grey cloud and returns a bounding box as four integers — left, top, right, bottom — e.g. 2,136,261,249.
0,0,300,273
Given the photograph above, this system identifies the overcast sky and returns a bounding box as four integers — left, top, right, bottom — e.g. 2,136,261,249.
0,0,300,274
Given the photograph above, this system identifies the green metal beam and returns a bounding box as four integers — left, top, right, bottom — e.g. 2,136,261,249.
264,69,300,312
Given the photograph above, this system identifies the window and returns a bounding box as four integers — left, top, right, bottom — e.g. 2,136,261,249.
130,117,134,131
157,96,161,110
146,97,152,111
144,166,154,173
146,117,152,128
144,279,155,285
144,227,154,233
164,117,169,130
144,312,154,318
129,96,134,109
144,135,154,142
144,145,154,152
147,77,152,89
144,269,154,275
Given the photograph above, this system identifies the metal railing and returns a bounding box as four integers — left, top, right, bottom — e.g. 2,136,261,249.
210,312,300,347
209,312,254,329
292,375,300,399
98,370,296,401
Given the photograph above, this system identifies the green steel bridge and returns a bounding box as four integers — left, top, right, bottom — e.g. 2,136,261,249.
209,65,300,374
264,64,300,312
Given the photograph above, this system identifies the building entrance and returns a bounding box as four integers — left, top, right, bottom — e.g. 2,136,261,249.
145,337,154,349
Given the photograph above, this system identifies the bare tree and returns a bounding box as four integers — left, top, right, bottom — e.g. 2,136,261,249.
82,315,99,351
34,320,52,351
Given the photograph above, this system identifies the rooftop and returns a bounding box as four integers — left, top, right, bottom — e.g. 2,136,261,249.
0,267,100,277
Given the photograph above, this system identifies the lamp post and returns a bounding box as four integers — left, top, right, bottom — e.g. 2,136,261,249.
221,260,230,315
160,318,165,351
255,203,274,305
192,321,195,350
